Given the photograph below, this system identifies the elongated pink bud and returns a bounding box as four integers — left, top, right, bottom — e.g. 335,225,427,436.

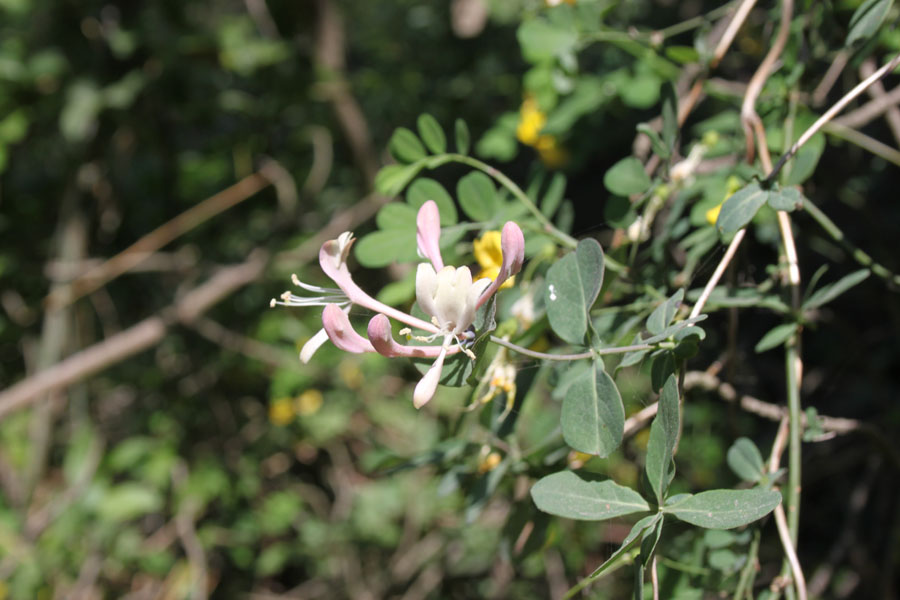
322,304,374,354
477,221,526,307
367,314,450,358
416,200,444,271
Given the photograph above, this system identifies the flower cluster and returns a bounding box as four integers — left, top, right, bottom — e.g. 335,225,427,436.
273,200,525,408
516,96,568,168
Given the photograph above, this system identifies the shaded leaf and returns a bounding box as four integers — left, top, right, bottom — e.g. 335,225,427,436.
517,18,578,62
587,514,660,579
531,471,649,521
754,323,797,353
646,289,684,335
767,187,805,211
375,163,422,197
846,0,894,47
727,438,765,483
804,269,870,309
716,183,769,233
645,375,680,503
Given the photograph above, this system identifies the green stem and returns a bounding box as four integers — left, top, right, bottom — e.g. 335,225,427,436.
802,200,900,287
733,528,761,600
785,344,801,545
489,336,652,361
446,154,578,248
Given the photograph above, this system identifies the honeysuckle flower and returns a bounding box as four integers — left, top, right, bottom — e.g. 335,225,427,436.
272,199,525,409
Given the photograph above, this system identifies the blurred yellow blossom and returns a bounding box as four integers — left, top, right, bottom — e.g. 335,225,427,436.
295,389,323,416
516,97,546,146
269,397,295,426
567,450,593,469
474,231,515,289
478,449,503,474
705,203,722,226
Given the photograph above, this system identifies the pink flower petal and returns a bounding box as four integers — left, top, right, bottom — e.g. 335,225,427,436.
416,200,444,271
367,314,456,358
477,221,526,307
318,234,439,335
322,304,375,354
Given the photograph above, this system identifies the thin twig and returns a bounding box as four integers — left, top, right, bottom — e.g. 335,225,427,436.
689,229,746,318
488,336,652,361
811,50,849,106
832,79,900,130
44,172,271,311
822,120,900,167
768,53,900,185
860,58,900,146
711,0,759,68
774,503,808,600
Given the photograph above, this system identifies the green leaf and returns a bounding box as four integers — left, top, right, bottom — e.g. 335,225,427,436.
804,269,870,309
846,0,895,47
646,289,684,336
354,230,419,267
649,352,675,392
784,132,824,185
645,375,680,504
417,113,446,154
541,172,566,218
374,163,423,197
561,360,625,457
545,239,605,345
727,438,765,483
661,82,678,151
406,178,458,225
455,118,470,155
754,323,797,353
604,157,651,196
517,18,578,63
716,183,769,233
375,202,418,230
767,186,805,211
389,127,427,163
96,483,163,522
665,45,700,65
665,488,781,529
636,123,670,160
531,471,649,521
457,171,498,222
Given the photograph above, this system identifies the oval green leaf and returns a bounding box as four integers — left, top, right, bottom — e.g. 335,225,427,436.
604,157,651,197
531,471,649,521
545,238,605,345
716,183,769,233
561,360,625,457
645,375,680,503
665,488,782,529
406,178,458,225
457,171,497,222
726,438,765,483
417,113,446,154
389,127,427,164
455,118,470,155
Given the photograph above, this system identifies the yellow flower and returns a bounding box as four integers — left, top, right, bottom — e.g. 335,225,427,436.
474,231,515,289
269,397,295,426
295,389,323,416
705,203,722,226
567,450,593,469
516,97,547,146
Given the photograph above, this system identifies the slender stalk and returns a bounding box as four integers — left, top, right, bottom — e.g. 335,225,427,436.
775,503,808,600
733,528,761,600
489,336,653,361
822,121,900,168
447,154,578,248
689,229,746,318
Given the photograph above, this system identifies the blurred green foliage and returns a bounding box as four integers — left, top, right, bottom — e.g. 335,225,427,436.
1,0,900,598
